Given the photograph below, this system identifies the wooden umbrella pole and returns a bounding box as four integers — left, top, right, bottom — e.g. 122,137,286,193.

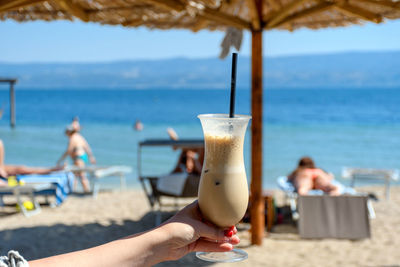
250,28,264,245
10,81,16,128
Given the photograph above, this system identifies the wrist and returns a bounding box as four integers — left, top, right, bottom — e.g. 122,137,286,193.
152,227,173,264
134,227,171,266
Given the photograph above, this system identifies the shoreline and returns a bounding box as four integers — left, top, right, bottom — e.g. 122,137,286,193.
0,185,399,266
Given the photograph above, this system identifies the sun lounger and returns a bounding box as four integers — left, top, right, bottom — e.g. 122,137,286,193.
277,176,300,220
138,139,203,225
277,176,375,220
0,183,52,217
65,165,132,198
298,195,370,239
277,176,372,239
342,167,399,200
1,172,74,216
16,171,75,206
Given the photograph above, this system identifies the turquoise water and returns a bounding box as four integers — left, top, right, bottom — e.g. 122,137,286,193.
0,88,399,189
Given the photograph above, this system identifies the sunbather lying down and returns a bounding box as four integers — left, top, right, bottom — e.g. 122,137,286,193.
288,156,340,196
0,139,62,185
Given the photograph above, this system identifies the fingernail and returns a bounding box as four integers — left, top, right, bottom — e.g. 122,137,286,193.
224,230,233,237
223,236,239,244
223,237,232,243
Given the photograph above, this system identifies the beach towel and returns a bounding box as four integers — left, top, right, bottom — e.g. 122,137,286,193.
0,251,28,267
298,195,370,239
17,172,74,206
156,172,188,196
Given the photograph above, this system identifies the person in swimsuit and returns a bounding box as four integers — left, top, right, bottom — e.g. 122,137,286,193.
288,157,340,196
134,119,143,131
57,125,96,192
0,139,62,186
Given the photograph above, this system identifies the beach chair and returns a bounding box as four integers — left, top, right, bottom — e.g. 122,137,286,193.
0,182,52,217
277,176,374,220
342,167,399,200
277,176,300,220
138,139,203,225
65,165,132,198
277,176,373,239
16,171,75,207
298,195,371,239
0,171,74,216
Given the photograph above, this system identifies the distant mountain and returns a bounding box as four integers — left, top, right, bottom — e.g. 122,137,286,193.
1,51,400,89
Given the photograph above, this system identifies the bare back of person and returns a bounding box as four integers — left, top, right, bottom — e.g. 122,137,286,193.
67,133,88,161
58,127,96,193
67,133,92,192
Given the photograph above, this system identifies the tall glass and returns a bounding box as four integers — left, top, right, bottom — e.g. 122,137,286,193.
196,114,251,262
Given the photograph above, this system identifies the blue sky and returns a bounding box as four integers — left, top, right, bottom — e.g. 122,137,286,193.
1,19,400,62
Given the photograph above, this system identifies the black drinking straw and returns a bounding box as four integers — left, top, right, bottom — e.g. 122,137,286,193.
229,53,238,118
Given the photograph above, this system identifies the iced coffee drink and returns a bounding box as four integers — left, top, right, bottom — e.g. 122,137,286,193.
196,114,251,262
198,133,249,227
197,114,251,228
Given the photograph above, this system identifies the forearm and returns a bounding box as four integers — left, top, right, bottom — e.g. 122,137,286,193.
86,148,94,158
29,229,169,267
28,202,237,267
84,142,94,158
57,152,67,164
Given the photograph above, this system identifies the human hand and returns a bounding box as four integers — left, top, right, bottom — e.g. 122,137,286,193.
156,201,240,262
90,156,96,165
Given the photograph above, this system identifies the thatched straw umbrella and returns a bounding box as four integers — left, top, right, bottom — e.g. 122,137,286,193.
1,0,400,245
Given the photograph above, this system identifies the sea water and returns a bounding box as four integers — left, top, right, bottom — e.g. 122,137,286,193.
0,88,399,190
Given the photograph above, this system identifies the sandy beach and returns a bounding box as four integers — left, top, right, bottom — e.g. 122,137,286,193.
1,186,399,267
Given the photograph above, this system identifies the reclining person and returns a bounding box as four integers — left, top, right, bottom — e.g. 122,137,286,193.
288,156,340,196
167,127,204,175
0,139,62,186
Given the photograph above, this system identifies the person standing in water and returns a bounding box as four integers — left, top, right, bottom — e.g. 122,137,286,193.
134,119,143,131
57,125,96,192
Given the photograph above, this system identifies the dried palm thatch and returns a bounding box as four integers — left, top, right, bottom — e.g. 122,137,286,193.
1,0,400,32
2,0,400,58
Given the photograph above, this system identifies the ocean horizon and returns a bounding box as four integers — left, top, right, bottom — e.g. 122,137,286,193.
0,88,399,190
2,51,400,89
